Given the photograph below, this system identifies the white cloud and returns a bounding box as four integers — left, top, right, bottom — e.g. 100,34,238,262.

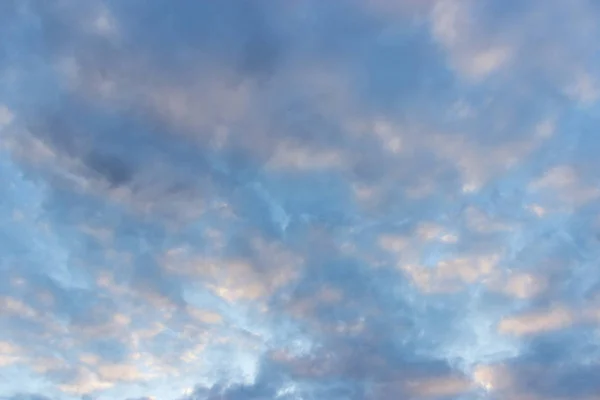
267,141,344,171
398,253,499,293
416,222,459,243
0,341,21,367
0,105,14,128
187,306,223,325
405,375,472,397
498,306,575,336
0,296,38,319
91,7,118,38
464,45,512,79
530,165,600,207
472,363,512,392
488,272,547,300
59,368,114,395
431,0,512,80
97,363,145,383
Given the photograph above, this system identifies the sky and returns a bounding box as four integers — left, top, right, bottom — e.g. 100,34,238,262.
1,0,600,399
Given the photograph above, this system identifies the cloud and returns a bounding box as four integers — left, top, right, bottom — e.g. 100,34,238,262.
530,165,600,208
498,306,576,336
431,0,513,80
0,341,21,368
2,0,600,399
494,272,548,299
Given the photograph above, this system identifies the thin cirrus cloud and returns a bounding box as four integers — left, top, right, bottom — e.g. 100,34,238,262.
1,0,600,399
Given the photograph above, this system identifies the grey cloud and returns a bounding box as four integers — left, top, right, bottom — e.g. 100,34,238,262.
84,152,133,188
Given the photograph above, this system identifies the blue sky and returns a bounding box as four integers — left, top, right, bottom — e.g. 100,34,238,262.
1,0,600,399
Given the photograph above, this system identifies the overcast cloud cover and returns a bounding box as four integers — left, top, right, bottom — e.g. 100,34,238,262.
1,0,600,399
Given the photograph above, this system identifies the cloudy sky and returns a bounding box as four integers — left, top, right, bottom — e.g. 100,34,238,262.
1,0,600,399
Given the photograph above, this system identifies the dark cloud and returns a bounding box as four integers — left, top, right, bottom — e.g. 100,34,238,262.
84,152,133,188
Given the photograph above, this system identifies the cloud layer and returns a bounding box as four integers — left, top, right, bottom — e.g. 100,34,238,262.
1,1,600,399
